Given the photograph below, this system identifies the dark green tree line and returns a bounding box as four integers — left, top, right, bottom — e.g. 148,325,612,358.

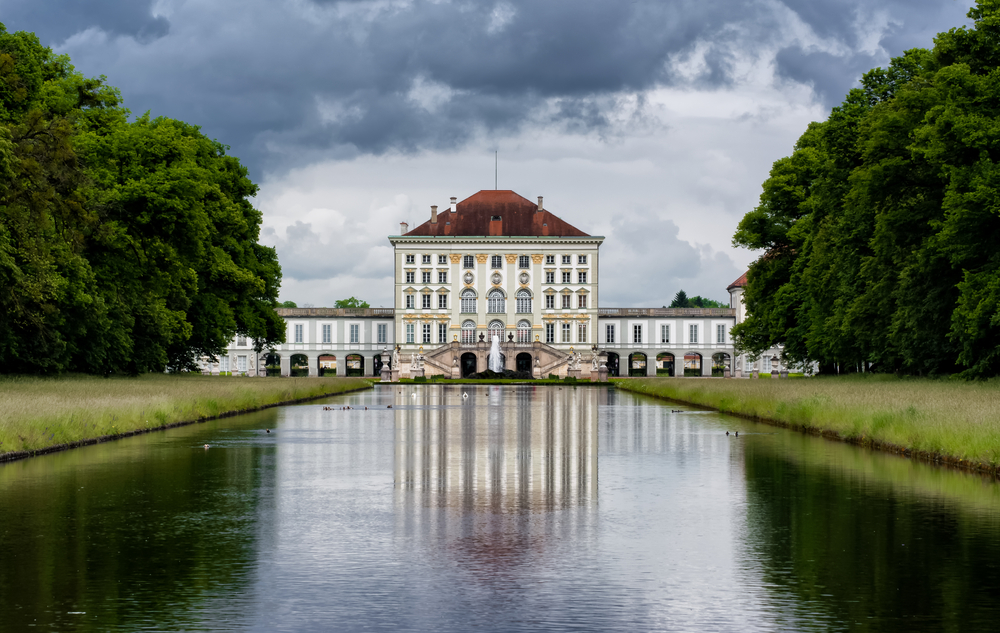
732,1,1000,378
0,25,284,374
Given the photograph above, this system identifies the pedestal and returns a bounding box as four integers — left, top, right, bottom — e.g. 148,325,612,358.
411,368,425,379
724,368,731,378
779,370,788,379
598,367,608,383
533,360,541,379
381,365,391,382
391,369,400,382
567,369,581,380
752,370,759,379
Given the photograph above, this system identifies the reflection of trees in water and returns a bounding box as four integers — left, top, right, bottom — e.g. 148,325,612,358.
0,419,277,630
740,439,1000,630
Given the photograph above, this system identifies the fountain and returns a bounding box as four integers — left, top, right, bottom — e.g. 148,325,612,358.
488,334,504,373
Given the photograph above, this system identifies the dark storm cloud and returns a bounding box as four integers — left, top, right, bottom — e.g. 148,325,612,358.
0,0,168,43
0,0,974,175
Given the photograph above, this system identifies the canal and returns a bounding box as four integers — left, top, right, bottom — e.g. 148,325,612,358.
2,384,999,631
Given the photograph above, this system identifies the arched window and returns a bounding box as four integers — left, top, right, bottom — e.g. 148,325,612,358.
488,289,506,313
488,319,505,341
461,289,477,313
516,289,532,313
517,320,532,343
461,319,477,344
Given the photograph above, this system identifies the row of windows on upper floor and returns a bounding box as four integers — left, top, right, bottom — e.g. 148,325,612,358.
403,270,590,284
287,323,390,345
603,323,729,345
402,320,590,345
403,254,589,268
403,289,590,311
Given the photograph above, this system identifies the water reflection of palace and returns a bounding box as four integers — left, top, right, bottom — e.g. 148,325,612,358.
393,385,600,511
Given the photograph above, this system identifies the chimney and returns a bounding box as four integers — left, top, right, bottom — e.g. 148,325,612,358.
537,196,544,212
450,196,457,212
430,205,438,224
400,221,408,234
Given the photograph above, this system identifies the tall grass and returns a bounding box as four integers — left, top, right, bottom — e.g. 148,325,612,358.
613,376,1000,469
0,374,373,457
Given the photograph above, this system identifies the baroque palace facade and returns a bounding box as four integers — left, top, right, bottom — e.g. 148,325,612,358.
207,190,766,379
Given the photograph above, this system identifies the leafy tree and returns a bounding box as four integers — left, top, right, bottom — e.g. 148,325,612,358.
732,0,1000,378
334,297,369,309
669,290,689,308
279,300,297,308
0,23,284,374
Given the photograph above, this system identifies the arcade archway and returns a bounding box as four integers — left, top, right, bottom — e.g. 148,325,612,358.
605,352,620,377
461,352,478,377
628,352,647,377
345,354,364,377
656,352,675,376
684,352,702,377
516,352,532,373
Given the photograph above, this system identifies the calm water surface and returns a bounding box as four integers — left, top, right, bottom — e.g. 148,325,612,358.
2,384,1000,631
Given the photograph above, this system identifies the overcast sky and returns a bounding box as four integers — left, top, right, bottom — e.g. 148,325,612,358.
1,0,974,307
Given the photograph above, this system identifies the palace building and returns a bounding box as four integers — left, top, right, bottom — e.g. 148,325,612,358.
206,190,774,379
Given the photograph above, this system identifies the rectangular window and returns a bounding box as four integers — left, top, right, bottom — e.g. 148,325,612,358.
422,254,431,264
438,294,447,309
422,294,431,309
661,324,670,343
405,254,415,264
350,324,359,344
438,254,448,265
562,255,571,264
422,323,431,344
377,323,387,344
578,295,587,308
717,324,726,343
633,324,642,344
545,323,555,343
237,355,247,373
763,356,771,372
236,335,246,347
518,255,530,269
562,323,571,343
405,294,414,309
578,271,587,284
406,323,414,344
322,324,332,344
545,295,555,309
689,324,698,344
422,271,431,284
545,272,555,284
439,323,448,343
606,324,616,344
463,255,474,269
562,294,571,309
491,255,502,269
294,324,303,344
578,324,587,343
562,271,571,283
405,271,415,284
438,271,447,284
545,255,555,265
220,355,230,372
578,255,587,264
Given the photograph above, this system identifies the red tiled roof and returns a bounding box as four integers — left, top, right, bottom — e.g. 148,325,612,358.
727,271,748,291
403,190,589,237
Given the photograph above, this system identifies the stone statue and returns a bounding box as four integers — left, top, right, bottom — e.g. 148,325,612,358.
569,352,581,371
410,353,416,369
392,346,399,369
591,354,598,371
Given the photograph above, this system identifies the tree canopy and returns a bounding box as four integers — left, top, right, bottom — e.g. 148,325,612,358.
334,297,369,309
669,290,727,309
0,24,284,373
731,0,1000,378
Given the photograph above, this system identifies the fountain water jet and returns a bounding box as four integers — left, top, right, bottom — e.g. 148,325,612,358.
488,334,504,373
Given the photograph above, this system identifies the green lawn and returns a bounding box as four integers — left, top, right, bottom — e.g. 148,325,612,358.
0,374,373,458
613,376,1000,470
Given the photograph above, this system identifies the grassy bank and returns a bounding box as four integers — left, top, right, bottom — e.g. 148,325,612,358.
0,375,373,460
613,376,1000,472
